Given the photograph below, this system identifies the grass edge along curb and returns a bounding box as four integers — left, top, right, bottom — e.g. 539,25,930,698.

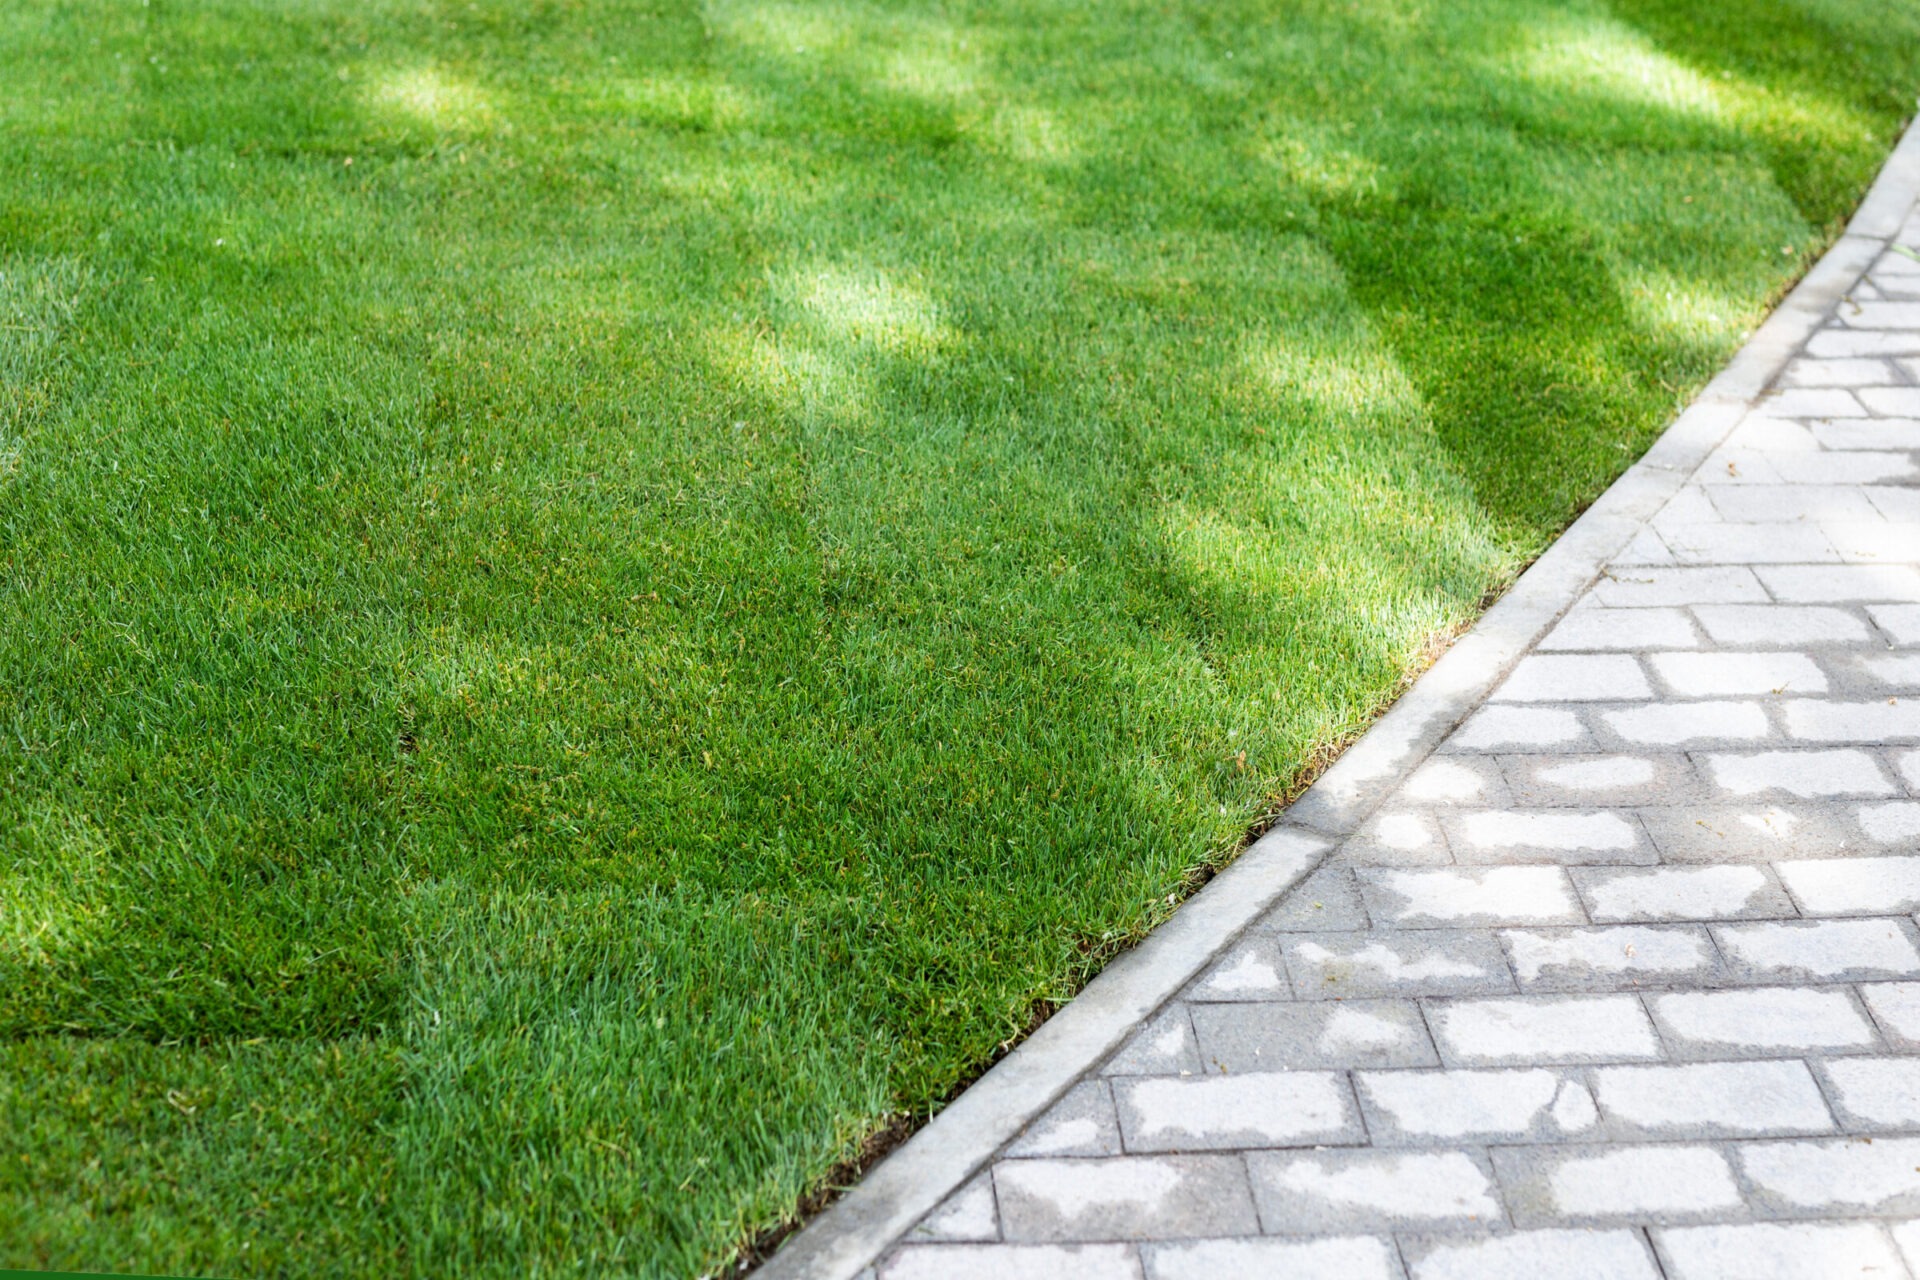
754,106,1920,1280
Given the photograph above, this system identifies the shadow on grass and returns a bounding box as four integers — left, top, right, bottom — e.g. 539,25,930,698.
1,0,1918,1273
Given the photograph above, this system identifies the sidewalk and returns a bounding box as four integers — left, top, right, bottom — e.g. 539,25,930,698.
766,122,1920,1280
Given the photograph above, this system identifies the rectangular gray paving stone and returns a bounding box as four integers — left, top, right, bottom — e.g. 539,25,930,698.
1833,781,1917,828
1650,486,1714,530
1761,388,1869,416
1588,566,1768,607
1757,563,1920,601
1598,700,1774,747
907,1174,999,1243
1589,1061,1835,1139
1282,930,1513,1001
1881,283,1920,303
1692,604,1873,647
1651,487,1728,533
994,1156,1260,1242
1738,1135,1920,1215
1712,919,1920,983
1441,809,1651,866
1818,1057,1920,1132
1537,607,1699,651
1571,864,1797,923
1341,811,1452,867
1653,519,1722,554
1661,523,1840,565
1858,490,1920,547
1188,998,1438,1072
1719,419,1812,453
1784,698,1920,742
1111,1071,1363,1152
1866,487,1920,521
1870,487,1920,523
1703,485,1880,524
1864,387,1920,415
1853,657,1920,690
1759,453,1918,486
1007,1080,1124,1159
1807,329,1920,358
1861,982,1920,1048
1401,757,1509,807
1357,867,1585,928
1777,856,1920,915
1101,1006,1202,1077
1863,768,1920,818
1497,753,1697,808
1845,300,1920,327
1354,1067,1598,1145
1400,1228,1662,1280
1427,994,1661,1066
880,1243,1143,1280
1445,706,1592,753
1702,749,1896,799
1257,864,1371,932
1840,303,1920,330
1816,418,1920,450
1491,1144,1744,1226
1709,440,1802,482
1828,521,1920,564
1780,357,1901,387
1641,804,1854,863
1874,604,1920,644
1613,528,1676,566
1653,1222,1907,1280
1141,1236,1405,1280
1247,1149,1502,1233
1650,652,1827,697
1649,987,1881,1058
1491,655,1652,702
1184,938,1291,1002
1500,925,1719,991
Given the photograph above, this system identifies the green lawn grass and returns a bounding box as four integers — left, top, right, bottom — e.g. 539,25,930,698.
3,0,1917,1273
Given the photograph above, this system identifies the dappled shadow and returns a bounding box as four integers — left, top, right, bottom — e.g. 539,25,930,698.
3,0,1920,1273
1607,0,1920,224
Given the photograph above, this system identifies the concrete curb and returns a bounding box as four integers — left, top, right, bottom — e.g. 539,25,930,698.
756,114,1920,1280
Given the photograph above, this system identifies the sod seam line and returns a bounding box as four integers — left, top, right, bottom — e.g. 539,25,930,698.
756,110,1920,1280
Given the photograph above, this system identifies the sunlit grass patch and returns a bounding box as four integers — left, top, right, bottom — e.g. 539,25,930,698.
365,65,497,134
1521,14,1734,122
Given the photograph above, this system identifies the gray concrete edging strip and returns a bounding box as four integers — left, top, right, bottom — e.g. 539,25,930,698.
757,113,1920,1280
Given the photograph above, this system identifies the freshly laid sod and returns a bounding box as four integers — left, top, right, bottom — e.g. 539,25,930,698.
3,0,1917,1273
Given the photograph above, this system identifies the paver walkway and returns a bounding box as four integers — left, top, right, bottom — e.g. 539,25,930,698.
862,199,1920,1275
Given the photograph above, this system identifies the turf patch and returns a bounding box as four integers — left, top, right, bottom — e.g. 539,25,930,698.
2,0,1917,1272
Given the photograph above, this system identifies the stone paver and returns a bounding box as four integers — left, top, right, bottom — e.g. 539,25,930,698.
865,147,1920,1280
1655,1222,1907,1280
1109,1071,1363,1150
1588,1060,1834,1138
1141,1236,1400,1280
